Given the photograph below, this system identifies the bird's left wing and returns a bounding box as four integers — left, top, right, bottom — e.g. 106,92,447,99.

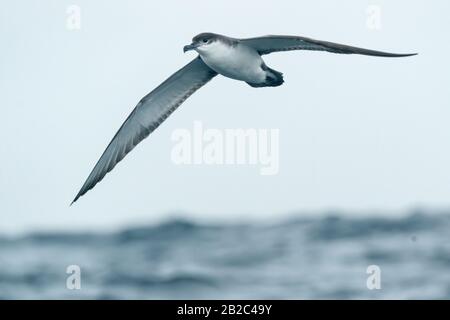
72,56,217,204
241,35,417,57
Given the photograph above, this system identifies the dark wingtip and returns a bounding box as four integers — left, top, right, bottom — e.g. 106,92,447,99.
392,53,418,57
70,193,81,206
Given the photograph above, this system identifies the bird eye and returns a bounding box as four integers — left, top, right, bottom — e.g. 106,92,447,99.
203,39,208,43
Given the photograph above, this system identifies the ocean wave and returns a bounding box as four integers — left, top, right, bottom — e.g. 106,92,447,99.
1,211,450,299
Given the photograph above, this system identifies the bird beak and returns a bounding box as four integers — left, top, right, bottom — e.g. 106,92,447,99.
183,43,199,53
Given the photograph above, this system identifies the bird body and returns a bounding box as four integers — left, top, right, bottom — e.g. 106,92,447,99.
72,32,416,204
196,38,267,84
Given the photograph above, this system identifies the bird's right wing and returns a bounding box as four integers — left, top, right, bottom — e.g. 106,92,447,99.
241,35,417,57
72,56,217,204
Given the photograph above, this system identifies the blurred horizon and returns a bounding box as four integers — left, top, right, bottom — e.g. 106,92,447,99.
1,206,449,236
2,210,450,299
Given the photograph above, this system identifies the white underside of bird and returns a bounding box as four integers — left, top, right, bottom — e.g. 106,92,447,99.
197,40,266,83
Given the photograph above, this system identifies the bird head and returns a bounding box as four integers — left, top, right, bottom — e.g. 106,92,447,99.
183,33,218,53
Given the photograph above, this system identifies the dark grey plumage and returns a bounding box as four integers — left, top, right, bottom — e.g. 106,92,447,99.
241,35,417,57
72,57,217,204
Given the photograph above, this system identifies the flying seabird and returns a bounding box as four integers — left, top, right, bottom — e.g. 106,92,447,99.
72,32,416,204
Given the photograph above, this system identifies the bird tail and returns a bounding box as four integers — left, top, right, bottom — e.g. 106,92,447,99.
265,67,284,87
247,65,284,88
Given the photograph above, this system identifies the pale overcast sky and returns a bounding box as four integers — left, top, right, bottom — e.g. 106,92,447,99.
1,1,449,233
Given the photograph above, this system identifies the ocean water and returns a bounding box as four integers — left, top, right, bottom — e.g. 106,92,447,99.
1,211,450,299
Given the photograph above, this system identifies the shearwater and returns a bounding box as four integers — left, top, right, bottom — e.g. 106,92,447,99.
72,32,416,204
